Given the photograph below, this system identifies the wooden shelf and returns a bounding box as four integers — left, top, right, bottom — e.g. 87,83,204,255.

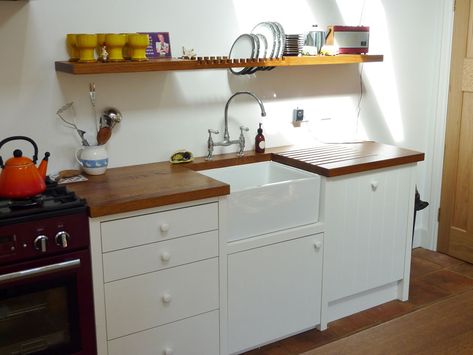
55,54,383,75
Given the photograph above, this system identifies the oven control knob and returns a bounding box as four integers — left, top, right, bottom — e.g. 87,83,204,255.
34,235,48,253
55,231,71,248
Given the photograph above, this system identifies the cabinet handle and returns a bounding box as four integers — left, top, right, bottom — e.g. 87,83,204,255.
160,251,171,262
160,223,170,233
370,181,379,191
162,293,172,304
314,241,322,250
163,348,174,355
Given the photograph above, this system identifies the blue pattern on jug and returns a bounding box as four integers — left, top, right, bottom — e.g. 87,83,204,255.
81,158,108,168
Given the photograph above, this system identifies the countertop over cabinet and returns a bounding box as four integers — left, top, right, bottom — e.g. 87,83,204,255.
67,141,424,217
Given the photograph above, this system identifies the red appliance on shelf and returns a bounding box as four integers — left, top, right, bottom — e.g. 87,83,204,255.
0,179,96,355
326,25,370,54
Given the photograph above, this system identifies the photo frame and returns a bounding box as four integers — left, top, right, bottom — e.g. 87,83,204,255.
140,32,172,58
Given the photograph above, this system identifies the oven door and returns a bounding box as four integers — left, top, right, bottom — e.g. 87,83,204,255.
0,250,96,355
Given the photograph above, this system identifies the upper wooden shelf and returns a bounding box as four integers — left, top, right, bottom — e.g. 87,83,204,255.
55,54,383,75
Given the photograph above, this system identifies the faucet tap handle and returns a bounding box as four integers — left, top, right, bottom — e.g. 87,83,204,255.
206,129,220,160
239,126,249,134
238,126,249,157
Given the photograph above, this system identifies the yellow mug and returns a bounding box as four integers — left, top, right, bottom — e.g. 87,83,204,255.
122,33,133,60
66,34,80,62
76,34,98,62
105,34,127,61
128,33,150,61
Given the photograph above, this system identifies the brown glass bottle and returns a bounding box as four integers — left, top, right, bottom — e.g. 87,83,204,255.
255,123,265,153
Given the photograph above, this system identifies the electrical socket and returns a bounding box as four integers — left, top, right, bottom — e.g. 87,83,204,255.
293,108,304,122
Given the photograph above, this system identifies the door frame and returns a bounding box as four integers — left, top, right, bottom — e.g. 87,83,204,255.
423,0,455,250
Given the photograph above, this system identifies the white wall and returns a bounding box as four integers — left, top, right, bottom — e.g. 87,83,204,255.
0,0,450,248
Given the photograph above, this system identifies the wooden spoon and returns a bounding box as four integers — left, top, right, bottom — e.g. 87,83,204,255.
97,126,112,145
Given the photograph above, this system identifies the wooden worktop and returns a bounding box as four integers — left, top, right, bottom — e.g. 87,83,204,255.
271,141,424,177
67,162,230,217
67,142,424,217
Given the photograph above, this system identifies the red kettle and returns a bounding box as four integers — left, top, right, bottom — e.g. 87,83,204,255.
0,136,50,199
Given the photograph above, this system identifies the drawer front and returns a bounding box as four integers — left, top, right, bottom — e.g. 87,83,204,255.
103,230,218,282
105,258,219,340
107,310,219,355
101,202,218,252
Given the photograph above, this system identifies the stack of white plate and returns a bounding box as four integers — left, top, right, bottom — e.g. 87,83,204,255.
284,34,304,56
228,21,285,75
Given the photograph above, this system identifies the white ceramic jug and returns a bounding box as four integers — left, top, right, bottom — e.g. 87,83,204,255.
76,145,108,175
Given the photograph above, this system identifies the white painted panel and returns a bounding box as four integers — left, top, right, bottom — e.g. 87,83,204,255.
227,234,323,354
103,230,218,282
108,310,219,355
105,258,218,339
324,165,413,302
101,202,218,252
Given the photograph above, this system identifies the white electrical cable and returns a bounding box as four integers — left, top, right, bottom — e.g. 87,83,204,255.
355,0,367,137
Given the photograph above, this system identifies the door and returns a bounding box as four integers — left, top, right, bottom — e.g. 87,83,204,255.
0,250,96,355
438,0,473,262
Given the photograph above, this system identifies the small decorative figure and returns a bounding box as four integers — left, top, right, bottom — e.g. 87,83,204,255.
100,45,109,62
181,46,197,60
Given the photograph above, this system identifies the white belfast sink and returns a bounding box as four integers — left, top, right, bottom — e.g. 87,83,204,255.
198,161,321,242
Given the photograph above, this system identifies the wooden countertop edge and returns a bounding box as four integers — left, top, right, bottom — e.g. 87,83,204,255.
271,151,425,177
87,184,229,218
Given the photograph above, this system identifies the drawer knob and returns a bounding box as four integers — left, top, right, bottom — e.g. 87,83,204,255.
314,241,322,250
162,293,172,304
160,223,170,233
163,348,174,355
160,251,171,262
370,181,379,191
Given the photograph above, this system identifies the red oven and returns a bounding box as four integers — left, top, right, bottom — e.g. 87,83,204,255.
0,182,96,355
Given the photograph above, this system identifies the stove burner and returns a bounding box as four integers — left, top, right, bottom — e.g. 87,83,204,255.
8,196,45,209
0,178,87,225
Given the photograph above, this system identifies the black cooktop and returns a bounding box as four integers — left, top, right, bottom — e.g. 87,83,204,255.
0,178,87,225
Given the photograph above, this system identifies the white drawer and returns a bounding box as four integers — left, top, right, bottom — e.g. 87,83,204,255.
107,310,219,355
103,230,218,282
104,258,219,339
101,202,218,252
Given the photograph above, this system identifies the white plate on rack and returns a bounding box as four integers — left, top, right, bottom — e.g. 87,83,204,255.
252,22,277,60
255,33,268,59
272,22,285,58
229,33,258,75
245,34,261,74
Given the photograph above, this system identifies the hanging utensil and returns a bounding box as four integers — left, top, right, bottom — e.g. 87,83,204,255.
56,102,90,146
89,82,98,130
96,126,112,145
100,108,122,129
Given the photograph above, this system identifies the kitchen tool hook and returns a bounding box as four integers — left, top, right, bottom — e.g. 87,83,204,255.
56,102,90,146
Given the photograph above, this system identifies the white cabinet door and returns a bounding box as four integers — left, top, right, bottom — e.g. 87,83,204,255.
227,234,323,354
324,165,414,302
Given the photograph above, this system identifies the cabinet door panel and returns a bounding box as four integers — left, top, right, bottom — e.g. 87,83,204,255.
228,234,323,354
104,258,218,339
325,166,413,302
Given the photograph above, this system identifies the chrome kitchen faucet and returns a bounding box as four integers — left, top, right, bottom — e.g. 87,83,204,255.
206,91,266,160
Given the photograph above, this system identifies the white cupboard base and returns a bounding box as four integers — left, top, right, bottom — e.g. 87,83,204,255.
327,281,403,322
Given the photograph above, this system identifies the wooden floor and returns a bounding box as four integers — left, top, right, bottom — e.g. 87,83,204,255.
243,248,473,355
